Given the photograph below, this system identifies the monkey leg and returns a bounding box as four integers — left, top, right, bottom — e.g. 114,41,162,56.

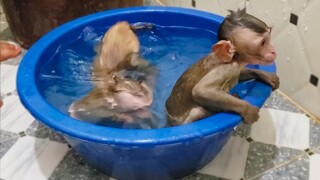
183,106,212,124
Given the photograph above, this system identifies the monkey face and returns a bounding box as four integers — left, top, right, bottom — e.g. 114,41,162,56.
231,28,276,65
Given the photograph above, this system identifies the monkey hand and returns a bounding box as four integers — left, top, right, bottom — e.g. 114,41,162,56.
241,104,260,124
259,72,280,91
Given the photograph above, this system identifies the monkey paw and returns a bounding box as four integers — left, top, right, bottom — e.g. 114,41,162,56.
242,105,260,124
260,72,280,91
267,74,280,91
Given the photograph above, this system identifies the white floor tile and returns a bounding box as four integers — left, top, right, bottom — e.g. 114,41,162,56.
310,154,320,180
198,136,250,179
0,136,68,180
251,108,310,150
1,64,18,94
1,95,35,133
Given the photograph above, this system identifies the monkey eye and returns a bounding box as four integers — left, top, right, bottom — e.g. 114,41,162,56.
260,39,266,46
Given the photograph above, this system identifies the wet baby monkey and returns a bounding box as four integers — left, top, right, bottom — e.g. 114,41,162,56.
166,8,280,126
69,21,158,125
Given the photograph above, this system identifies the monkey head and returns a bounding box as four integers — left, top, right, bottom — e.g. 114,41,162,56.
216,8,276,65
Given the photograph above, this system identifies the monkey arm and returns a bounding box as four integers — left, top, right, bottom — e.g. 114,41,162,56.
192,69,249,113
238,69,259,81
192,85,251,116
239,69,280,90
191,69,259,123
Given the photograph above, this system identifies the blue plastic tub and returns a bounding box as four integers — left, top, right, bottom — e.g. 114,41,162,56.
17,6,276,180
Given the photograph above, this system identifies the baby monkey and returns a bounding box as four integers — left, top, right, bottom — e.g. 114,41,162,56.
69,21,157,124
166,8,280,126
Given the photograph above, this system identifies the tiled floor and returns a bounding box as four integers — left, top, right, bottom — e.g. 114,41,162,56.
1,7,320,180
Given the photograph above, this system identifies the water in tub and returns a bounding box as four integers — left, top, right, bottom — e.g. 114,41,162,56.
37,24,244,129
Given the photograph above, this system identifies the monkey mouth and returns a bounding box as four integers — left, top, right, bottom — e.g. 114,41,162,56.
259,58,275,65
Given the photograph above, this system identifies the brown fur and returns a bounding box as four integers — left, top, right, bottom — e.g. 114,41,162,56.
69,21,157,123
166,9,279,126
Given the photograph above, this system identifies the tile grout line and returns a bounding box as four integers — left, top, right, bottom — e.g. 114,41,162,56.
276,90,320,123
246,152,308,180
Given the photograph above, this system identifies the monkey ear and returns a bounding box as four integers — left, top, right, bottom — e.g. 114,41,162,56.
212,40,235,63
240,8,246,13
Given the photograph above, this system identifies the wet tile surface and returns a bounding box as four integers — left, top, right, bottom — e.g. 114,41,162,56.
49,150,109,180
26,120,66,143
1,64,18,93
251,155,309,180
1,95,35,133
251,108,310,150
0,130,19,159
233,123,251,138
309,120,320,149
0,136,68,180
198,136,250,179
245,142,305,179
263,91,303,113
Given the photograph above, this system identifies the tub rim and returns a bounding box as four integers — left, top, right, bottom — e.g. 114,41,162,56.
17,6,276,146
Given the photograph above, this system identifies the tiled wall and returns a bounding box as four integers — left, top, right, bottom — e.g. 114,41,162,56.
161,0,320,120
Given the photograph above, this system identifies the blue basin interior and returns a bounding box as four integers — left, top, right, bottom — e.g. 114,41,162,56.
17,6,276,179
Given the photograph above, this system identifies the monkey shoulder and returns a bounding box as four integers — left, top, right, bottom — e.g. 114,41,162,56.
217,62,242,76
193,62,241,92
